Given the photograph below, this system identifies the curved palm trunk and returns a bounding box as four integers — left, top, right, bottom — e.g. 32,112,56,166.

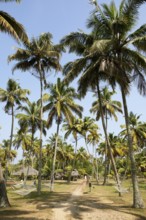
0,163,10,207
50,121,60,192
97,83,121,195
121,87,144,208
37,69,43,195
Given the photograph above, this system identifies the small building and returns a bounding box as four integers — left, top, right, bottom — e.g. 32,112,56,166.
12,167,38,179
71,169,79,181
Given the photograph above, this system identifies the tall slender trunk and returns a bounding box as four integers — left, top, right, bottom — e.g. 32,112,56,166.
50,121,60,192
95,151,99,183
85,137,90,155
24,163,30,186
103,110,108,185
0,162,10,207
73,138,77,169
38,69,43,195
10,105,14,151
5,106,15,181
97,83,121,195
91,145,94,180
92,145,99,183
24,131,34,186
121,87,144,208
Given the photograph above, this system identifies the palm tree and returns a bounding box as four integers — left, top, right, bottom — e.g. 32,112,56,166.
1,139,17,163
16,100,47,184
63,117,83,169
79,116,98,155
120,112,146,149
0,0,28,207
8,32,62,195
90,87,122,126
0,0,28,43
13,130,40,167
61,0,146,208
90,86,122,184
87,129,100,182
44,78,83,191
13,128,31,176
0,79,30,153
88,0,146,208
76,147,90,174
1,139,17,180
16,100,47,146
76,147,89,164
60,18,122,197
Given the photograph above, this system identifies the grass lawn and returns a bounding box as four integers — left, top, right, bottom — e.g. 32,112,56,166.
83,178,146,219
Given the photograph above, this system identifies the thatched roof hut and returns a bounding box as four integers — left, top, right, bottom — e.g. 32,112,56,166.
12,167,38,176
71,169,79,177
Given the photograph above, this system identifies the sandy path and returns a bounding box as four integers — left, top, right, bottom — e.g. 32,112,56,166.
52,181,143,220
52,181,86,220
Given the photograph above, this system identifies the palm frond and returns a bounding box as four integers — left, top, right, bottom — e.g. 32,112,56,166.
0,11,28,43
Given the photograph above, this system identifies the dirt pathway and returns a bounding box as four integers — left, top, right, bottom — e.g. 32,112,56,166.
52,181,144,220
53,180,86,220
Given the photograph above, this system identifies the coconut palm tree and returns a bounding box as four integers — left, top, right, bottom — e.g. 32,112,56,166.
63,117,83,169
120,112,146,149
90,86,122,184
44,78,83,191
13,128,31,172
88,0,146,207
76,147,91,175
0,79,30,153
78,117,98,155
61,0,146,208
90,87,122,126
0,0,28,207
60,16,122,197
15,100,47,184
16,100,47,146
1,139,17,180
87,129,100,182
8,32,62,195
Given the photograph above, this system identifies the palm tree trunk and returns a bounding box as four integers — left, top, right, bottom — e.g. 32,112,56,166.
10,105,14,151
50,121,60,192
24,129,34,186
38,69,43,195
24,164,30,186
121,87,144,208
73,138,77,169
0,163,10,207
85,138,90,155
94,151,99,183
5,106,15,181
97,83,122,195
103,111,108,185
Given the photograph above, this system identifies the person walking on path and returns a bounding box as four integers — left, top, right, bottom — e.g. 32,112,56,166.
89,182,92,192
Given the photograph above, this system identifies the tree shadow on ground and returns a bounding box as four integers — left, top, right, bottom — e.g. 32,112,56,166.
0,210,43,220
25,191,146,220
1,187,146,220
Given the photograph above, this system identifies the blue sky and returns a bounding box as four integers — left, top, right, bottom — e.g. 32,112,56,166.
0,0,146,160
